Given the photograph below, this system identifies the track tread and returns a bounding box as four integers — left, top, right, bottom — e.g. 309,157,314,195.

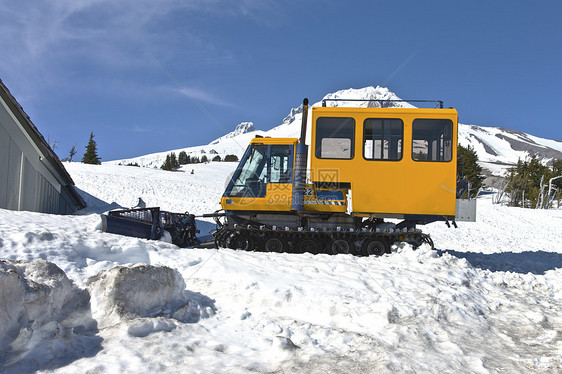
213,223,434,255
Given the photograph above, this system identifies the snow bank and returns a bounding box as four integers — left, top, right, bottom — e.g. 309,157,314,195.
0,259,215,370
86,264,210,330
1,157,561,373
0,259,95,371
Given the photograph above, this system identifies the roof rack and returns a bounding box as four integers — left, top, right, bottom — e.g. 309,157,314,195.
321,98,444,109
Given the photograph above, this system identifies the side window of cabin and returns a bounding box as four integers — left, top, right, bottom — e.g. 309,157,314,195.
269,145,293,183
315,117,355,159
412,119,453,162
363,118,403,161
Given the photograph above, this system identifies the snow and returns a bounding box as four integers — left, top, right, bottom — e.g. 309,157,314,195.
458,124,562,177
1,161,561,373
210,122,257,145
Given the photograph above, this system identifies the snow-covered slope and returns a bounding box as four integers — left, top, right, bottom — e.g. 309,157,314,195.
108,86,562,180
0,161,561,373
209,122,256,145
459,124,562,176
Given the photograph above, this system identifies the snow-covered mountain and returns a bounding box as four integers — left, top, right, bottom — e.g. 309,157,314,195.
459,125,562,176
108,86,562,180
209,122,255,145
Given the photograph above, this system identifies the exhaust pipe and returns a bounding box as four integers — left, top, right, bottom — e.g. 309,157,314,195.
291,98,309,212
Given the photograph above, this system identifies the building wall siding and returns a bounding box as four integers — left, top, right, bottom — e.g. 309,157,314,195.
21,156,35,211
0,124,11,208
3,133,22,210
0,91,83,214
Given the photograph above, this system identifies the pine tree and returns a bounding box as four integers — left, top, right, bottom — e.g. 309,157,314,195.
456,145,484,198
170,152,179,169
212,155,221,162
506,156,555,207
178,151,189,165
161,154,172,171
161,152,181,171
224,154,239,162
162,155,171,171
201,155,208,163
82,132,101,165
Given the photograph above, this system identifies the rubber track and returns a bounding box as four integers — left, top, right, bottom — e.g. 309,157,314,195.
213,224,434,256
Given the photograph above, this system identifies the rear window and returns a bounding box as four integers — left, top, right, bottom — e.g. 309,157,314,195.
315,117,355,159
412,119,453,162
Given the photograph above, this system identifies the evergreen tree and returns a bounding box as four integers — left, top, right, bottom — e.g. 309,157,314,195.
82,132,101,165
178,151,189,165
506,156,553,207
457,145,484,198
161,155,171,171
201,155,208,163
224,154,239,162
212,155,221,162
161,153,181,171
170,152,179,169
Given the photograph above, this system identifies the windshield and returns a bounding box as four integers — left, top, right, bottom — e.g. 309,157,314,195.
225,144,294,198
228,145,268,198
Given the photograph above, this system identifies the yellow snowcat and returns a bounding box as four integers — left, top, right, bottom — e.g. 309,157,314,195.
213,98,475,255
102,98,475,255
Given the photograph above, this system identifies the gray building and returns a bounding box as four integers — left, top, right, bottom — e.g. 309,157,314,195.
0,78,86,214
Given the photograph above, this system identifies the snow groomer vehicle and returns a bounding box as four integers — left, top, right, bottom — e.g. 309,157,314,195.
103,98,476,255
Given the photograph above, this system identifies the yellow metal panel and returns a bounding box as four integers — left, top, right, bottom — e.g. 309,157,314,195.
250,137,298,145
221,183,293,211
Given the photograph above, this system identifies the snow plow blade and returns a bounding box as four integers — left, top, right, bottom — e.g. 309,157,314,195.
101,207,199,248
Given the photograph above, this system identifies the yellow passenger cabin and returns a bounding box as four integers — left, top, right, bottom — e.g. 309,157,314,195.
310,105,458,220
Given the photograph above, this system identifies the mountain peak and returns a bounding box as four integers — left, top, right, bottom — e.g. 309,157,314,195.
321,86,414,108
210,122,256,145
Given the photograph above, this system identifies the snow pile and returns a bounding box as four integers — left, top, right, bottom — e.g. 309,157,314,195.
86,264,207,329
0,259,95,371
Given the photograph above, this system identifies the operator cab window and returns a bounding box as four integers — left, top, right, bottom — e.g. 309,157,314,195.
315,117,355,159
226,144,294,198
363,118,403,161
412,119,453,162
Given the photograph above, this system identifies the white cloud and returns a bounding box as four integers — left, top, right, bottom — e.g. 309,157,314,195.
169,86,232,107
0,0,279,98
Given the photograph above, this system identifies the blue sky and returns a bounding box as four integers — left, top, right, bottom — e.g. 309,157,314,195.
1,1,561,161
